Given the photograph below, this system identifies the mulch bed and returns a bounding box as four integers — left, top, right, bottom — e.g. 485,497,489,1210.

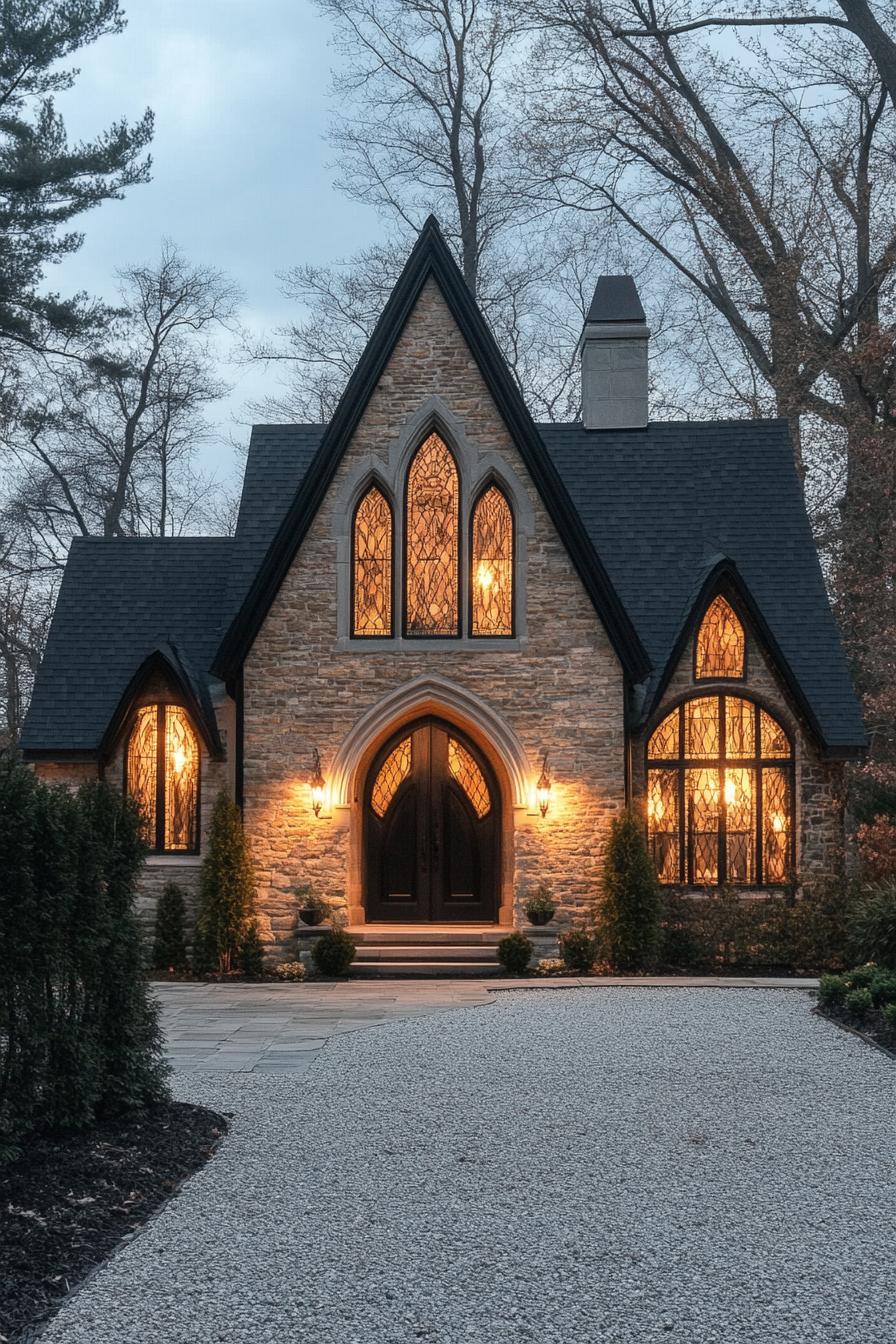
0,1102,227,1343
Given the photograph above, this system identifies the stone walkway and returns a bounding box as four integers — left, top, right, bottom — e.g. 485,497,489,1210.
157,977,818,1073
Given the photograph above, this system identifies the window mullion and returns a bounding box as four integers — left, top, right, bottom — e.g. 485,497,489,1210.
718,696,727,886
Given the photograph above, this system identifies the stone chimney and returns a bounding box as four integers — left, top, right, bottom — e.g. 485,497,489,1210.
578,275,650,430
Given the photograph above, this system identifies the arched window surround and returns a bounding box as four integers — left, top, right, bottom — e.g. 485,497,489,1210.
332,396,534,649
124,700,201,855
693,592,747,682
645,690,795,888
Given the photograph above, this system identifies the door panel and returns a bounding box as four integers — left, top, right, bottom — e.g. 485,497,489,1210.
364,718,499,922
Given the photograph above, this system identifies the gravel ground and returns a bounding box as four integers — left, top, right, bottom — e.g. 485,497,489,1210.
42,989,896,1344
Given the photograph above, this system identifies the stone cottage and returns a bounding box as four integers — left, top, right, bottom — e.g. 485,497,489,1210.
21,218,866,967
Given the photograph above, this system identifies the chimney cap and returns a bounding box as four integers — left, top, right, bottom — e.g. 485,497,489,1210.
585,275,646,325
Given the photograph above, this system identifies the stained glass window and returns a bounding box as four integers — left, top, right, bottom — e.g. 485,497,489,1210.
164,706,199,851
127,705,157,845
405,433,459,636
371,737,412,817
126,704,199,852
471,485,513,636
353,486,393,636
646,696,792,886
695,596,745,679
447,737,491,818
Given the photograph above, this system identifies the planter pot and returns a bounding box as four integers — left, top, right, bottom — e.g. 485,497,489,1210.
298,908,325,926
526,910,554,927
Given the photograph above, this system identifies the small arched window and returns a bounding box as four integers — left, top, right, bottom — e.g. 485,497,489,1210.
471,484,513,637
646,695,792,887
405,432,460,637
127,704,199,853
695,596,745,679
353,485,393,637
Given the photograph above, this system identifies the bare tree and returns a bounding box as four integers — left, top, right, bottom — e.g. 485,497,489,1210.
0,243,241,739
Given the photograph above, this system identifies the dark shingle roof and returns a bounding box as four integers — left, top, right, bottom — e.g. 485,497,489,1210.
538,418,865,752
21,416,865,758
226,424,324,614
20,538,233,755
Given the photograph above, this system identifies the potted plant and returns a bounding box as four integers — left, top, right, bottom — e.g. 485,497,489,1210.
296,887,330,926
524,884,556,926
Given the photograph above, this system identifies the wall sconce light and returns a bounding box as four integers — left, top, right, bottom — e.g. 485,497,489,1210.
310,748,326,818
536,753,552,818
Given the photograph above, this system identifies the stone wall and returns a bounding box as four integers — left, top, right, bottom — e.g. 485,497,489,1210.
631,605,846,887
243,275,626,958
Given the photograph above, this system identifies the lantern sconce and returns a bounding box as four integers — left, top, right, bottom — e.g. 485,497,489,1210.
536,753,552,818
310,749,326,818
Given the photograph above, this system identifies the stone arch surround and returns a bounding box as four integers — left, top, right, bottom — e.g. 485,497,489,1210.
334,675,532,925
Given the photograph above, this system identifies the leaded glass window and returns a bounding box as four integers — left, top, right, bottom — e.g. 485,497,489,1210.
646,696,792,886
405,433,459,636
371,736,412,817
471,485,513,636
126,704,199,853
447,736,491,817
695,596,745,679
353,486,393,637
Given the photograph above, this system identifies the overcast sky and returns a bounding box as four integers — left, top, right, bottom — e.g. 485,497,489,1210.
53,0,385,482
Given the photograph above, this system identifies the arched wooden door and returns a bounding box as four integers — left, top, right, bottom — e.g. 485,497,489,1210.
364,717,500,922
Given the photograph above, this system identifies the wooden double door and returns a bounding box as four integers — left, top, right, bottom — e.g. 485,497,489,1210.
364,718,500,922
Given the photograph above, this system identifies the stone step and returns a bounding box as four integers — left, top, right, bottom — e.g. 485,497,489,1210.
351,958,504,979
354,943,499,963
349,926,507,946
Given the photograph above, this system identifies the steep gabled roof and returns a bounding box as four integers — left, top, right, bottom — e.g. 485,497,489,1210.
212,216,649,683
539,419,866,756
20,538,232,758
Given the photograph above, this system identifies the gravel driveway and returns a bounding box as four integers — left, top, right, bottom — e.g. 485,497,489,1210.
43,988,895,1343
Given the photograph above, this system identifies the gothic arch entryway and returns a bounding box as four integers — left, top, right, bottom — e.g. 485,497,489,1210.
363,717,500,922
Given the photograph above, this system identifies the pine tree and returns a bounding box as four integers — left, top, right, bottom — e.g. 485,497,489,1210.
195,791,255,974
599,809,663,973
0,1,153,354
152,882,190,974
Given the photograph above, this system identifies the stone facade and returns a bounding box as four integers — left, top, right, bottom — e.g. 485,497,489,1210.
242,276,626,957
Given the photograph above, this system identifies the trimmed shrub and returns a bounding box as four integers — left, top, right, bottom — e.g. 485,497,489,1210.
238,920,266,978
195,791,256,973
0,759,169,1150
311,929,356,977
152,882,190,974
850,883,896,969
844,987,873,1022
497,932,533,975
560,929,599,974
817,973,847,1010
599,809,661,972
843,963,878,990
869,970,896,1007
883,1002,896,1035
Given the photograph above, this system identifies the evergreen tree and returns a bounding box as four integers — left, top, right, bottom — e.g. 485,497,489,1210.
152,881,190,974
0,0,153,354
599,809,662,973
195,790,255,973
238,919,265,978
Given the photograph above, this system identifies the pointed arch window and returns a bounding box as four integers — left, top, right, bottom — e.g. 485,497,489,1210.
353,485,393,637
471,483,513,637
646,695,793,887
695,596,745,679
404,432,460,637
126,704,200,853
